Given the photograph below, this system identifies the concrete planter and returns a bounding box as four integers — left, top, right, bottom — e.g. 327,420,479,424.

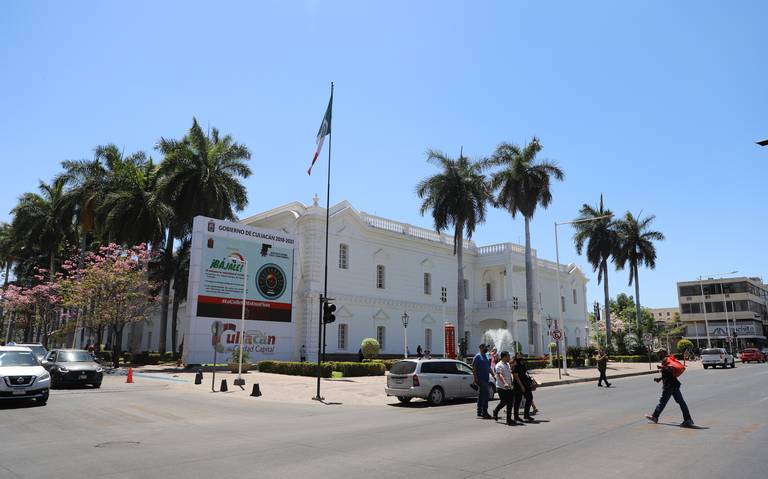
227,362,253,373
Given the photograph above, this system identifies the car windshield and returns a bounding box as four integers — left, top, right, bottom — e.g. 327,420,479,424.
57,351,94,362
701,348,722,354
390,361,417,374
0,351,39,367
21,345,46,358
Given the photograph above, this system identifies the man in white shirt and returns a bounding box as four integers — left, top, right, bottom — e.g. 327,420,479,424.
492,351,514,425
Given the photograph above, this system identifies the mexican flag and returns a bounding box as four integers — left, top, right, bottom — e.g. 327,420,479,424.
307,94,333,175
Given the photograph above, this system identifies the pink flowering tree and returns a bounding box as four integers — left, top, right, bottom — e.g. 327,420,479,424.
60,244,159,368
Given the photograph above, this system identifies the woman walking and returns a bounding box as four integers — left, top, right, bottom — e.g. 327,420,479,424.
512,352,535,422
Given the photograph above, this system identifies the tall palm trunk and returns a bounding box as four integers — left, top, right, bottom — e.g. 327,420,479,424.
171,285,180,353
158,232,174,354
455,222,465,349
524,216,535,353
602,262,612,352
633,266,641,331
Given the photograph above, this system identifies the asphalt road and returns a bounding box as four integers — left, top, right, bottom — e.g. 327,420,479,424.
1,363,767,479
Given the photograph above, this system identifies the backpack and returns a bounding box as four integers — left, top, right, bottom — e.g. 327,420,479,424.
666,356,686,378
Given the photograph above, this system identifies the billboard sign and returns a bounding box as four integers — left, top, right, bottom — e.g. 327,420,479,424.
183,216,297,364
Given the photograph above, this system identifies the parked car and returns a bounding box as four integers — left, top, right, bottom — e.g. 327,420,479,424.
384,359,496,405
42,349,103,388
0,346,50,405
15,343,48,362
762,348,768,361
739,348,765,363
701,348,735,369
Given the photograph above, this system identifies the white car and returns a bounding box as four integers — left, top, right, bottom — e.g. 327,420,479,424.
701,347,736,369
385,358,495,406
0,346,51,405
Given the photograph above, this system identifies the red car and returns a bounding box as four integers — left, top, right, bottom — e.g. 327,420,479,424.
740,348,765,363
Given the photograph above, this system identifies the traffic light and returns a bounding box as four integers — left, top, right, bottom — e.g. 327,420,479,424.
593,302,601,322
323,301,337,324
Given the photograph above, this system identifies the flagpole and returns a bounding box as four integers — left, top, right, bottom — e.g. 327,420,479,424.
315,82,333,400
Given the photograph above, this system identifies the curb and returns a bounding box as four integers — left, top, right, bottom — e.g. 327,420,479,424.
537,369,658,388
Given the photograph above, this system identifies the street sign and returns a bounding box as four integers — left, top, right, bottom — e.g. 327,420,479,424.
643,333,653,346
551,329,563,341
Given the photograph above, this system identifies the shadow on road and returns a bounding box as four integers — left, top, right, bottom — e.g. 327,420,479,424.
658,422,710,430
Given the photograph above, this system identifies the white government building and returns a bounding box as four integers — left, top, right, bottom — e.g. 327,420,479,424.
116,197,591,360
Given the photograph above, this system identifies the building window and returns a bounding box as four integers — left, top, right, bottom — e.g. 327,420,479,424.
424,273,432,295
425,328,432,350
376,265,385,289
513,297,519,310
464,279,469,299
338,243,348,269
573,289,577,304
486,283,492,302
561,296,566,313
377,326,385,350
338,324,347,350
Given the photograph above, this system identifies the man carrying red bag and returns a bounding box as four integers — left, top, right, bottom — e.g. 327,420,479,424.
645,349,695,428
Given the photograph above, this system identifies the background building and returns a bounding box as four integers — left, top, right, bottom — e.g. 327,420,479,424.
237,198,589,360
677,276,768,350
648,307,680,324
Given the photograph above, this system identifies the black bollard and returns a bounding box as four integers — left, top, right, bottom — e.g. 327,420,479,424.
220,379,228,392
194,370,203,385
250,383,262,397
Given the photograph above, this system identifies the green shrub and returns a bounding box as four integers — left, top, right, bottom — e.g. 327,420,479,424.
525,359,549,370
610,354,659,363
333,361,385,377
162,351,174,362
121,352,133,364
362,358,401,370
98,351,112,363
137,352,161,365
677,339,694,353
360,338,380,359
229,346,251,363
257,360,332,378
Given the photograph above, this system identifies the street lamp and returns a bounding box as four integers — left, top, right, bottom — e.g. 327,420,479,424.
698,270,737,349
545,315,553,368
230,257,249,388
554,213,612,377
401,312,409,359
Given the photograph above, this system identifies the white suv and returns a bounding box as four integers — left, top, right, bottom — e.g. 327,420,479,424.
385,359,495,406
701,347,736,369
0,346,51,405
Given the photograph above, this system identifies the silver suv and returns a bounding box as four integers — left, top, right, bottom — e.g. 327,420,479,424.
0,346,51,405
385,358,495,406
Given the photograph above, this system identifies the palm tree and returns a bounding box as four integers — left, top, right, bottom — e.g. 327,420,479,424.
613,212,664,331
573,195,617,351
485,138,564,354
170,237,191,353
416,149,489,343
155,118,252,354
0,222,14,288
10,178,73,280
100,153,170,247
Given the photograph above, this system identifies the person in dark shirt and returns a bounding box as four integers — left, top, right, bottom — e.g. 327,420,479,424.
472,344,494,419
645,349,694,427
596,349,611,387
512,352,534,422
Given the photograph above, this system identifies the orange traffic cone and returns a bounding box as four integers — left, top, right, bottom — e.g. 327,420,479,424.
126,367,134,384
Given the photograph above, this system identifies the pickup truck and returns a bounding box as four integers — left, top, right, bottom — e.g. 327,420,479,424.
701,348,735,369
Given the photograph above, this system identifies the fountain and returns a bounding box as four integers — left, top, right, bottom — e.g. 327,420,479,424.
483,328,518,354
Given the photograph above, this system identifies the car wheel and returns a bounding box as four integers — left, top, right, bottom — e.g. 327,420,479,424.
93,382,102,389
731,361,736,368
703,365,708,369
428,386,445,406
49,373,58,389
396,396,412,404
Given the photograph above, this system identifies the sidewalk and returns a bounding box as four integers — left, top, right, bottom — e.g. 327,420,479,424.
530,361,658,387
119,360,664,407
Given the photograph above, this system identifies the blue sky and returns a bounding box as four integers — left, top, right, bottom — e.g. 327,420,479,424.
1,1,766,309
